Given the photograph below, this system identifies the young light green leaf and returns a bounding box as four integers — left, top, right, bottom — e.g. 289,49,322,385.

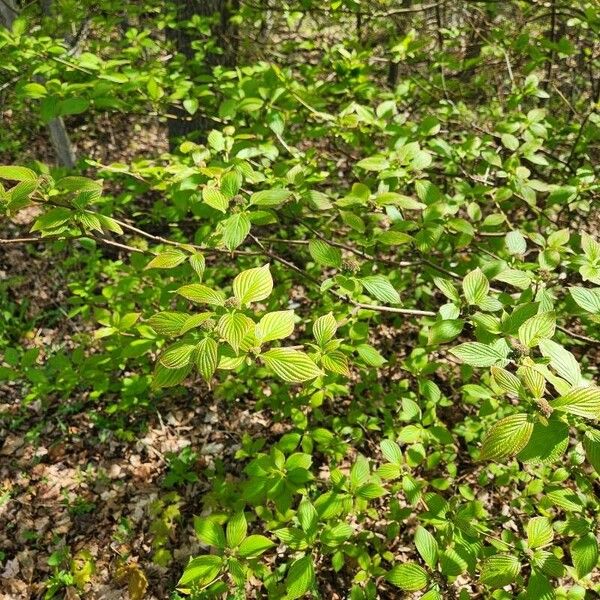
308,239,342,268
313,313,337,345
385,563,429,591
255,310,295,343
145,249,187,270
463,268,489,305
261,348,321,383
479,554,520,587
222,213,251,251
527,517,553,549
414,526,438,569
538,339,582,386
428,319,464,345
570,533,598,579
250,188,291,207
237,535,276,558
518,311,556,347
233,264,273,305
217,313,254,353
147,312,188,337
226,512,247,549
178,555,222,587
450,342,505,367
194,337,218,381
570,287,600,314
177,284,226,306
480,414,534,460
360,275,401,304
285,555,315,599
194,518,226,549
160,344,196,369
551,386,600,419
505,230,527,255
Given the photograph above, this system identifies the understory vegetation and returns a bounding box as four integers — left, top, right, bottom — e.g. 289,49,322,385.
1,1,600,598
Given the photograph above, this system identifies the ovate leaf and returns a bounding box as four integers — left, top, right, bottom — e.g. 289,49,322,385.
450,342,505,367
261,348,321,383
480,414,534,460
308,239,342,268
386,563,429,591
551,386,600,419
463,268,489,305
233,264,273,305
255,310,295,343
480,554,520,587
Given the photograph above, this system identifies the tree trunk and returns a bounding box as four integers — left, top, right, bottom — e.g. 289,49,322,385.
167,0,239,147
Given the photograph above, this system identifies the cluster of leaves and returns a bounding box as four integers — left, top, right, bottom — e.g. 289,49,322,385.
1,0,600,598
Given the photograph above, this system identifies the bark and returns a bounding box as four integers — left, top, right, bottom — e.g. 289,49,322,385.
167,0,239,146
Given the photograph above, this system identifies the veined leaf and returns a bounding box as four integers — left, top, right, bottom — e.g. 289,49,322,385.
233,264,273,305
551,386,600,419
313,313,337,345
463,268,489,305
222,213,251,251
255,310,295,343
177,284,226,306
261,348,321,383
160,344,196,369
480,554,520,587
217,313,254,353
308,239,342,268
194,337,218,381
570,533,598,579
178,555,222,587
414,526,438,569
450,342,505,367
518,311,556,348
480,414,533,460
147,312,188,337
538,339,582,386
570,287,600,314
527,517,554,549
386,563,429,591
285,555,315,600
360,275,401,304
145,249,187,270
238,535,276,558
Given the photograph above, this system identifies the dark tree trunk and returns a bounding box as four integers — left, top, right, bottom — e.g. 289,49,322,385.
167,0,239,147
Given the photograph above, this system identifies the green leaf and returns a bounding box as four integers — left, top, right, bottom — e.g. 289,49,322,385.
194,517,226,549
380,439,402,465
570,533,598,579
414,526,439,568
255,310,295,343
233,264,273,305
428,319,464,345
222,213,251,251
189,252,206,279
385,563,429,591
261,348,321,383
527,517,554,549
356,343,386,367
321,351,350,376
250,188,291,206
194,338,218,381
450,342,505,367
298,498,318,535
551,386,600,419
570,287,600,314
177,284,226,306
202,186,229,213
221,171,242,198
0,165,37,181
505,230,527,255
238,534,276,558
178,555,222,587
356,156,389,171
308,239,342,268
480,414,534,460
583,429,600,474
518,417,569,464
538,339,582,386
480,554,520,587
217,313,254,353
313,313,337,345
160,344,196,369
360,275,400,304
147,312,188,337
226,512,247,548
518,312,556,347
145,249,187,270
285,555,314,600
463,268,489,305
152,363,192,388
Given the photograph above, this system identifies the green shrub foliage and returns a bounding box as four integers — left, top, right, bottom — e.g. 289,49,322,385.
1,0,599,598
